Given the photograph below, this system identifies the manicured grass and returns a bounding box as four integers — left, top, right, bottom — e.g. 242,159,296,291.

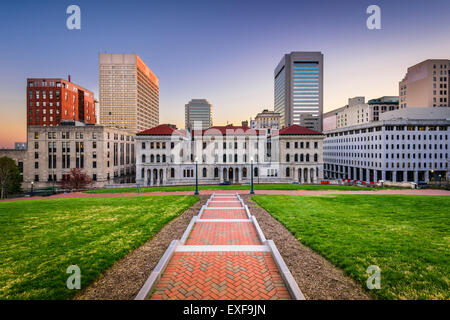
84,184,388,194
0,195,198,300
252,195,450,300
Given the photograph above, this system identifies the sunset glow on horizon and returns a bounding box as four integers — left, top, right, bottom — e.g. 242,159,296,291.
1,0,449,147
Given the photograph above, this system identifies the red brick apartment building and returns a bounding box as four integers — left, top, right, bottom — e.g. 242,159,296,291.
27,77,96,126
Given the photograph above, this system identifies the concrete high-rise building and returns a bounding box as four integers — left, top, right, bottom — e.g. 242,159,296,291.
99,53,159,133
185,99,213,131
274,51,324,132
399,59,449,109
27,77,96,127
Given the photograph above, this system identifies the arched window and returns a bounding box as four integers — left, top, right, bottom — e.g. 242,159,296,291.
294,154,298,162
286,167,290,177
150,154,155,163
223,154,227,163
141,168,144,179
141,154,146,163
254,167,258,177
203,167,207,178
286,154,290,162
300,154,304,162
314,153,318,162
214,167,219,178
156,154,161,162
162,154,166,163
306,154,310,162
242,167,247,178
171,168,175,178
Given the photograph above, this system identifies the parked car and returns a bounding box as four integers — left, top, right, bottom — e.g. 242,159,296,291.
220,181,231,185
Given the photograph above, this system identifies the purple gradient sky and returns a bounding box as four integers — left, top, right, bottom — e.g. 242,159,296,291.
0,0,449,147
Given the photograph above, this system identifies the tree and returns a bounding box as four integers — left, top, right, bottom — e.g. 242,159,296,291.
0,156,22,199
60,168,93,190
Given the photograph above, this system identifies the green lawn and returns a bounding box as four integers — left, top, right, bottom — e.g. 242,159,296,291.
84,184,390,194
0,195,198,300
252,195,450,300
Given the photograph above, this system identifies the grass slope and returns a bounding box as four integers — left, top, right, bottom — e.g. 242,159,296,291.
252,195,450,300
0,195,198,299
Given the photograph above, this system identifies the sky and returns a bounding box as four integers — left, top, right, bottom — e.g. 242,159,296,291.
0,0,449,147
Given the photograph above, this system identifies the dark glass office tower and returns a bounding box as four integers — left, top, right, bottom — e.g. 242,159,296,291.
274,52,323,132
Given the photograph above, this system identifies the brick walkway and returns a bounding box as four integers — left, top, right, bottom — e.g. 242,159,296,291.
138,192,301,300
3,188,449,202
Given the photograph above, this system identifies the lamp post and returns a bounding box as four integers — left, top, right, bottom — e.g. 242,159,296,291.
250,156,255,195
52,170,55,194
194,156,199,195
31,181,34,195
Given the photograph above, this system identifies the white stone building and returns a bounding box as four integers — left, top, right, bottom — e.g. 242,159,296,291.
135,124,324,186
323,108,450,183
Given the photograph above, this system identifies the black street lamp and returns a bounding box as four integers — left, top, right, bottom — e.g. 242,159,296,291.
250,156,255,195
194,157,199,195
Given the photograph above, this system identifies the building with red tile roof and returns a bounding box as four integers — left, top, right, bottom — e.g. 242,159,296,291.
135,123,324,186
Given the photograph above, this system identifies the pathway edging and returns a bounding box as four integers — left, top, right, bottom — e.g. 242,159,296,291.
135,192,305,300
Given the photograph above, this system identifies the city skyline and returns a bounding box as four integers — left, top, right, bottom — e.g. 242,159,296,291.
1,0,450,147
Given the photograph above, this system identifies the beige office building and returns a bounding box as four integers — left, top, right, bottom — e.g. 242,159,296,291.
0,123,136,189
99,53,159,132
399,59,449,108
253,109,280,134
323,96,399,131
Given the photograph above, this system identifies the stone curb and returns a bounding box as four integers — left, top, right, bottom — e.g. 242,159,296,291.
266,240,306,300
251,215,267,243
134,240,179,300
175,245,270,252
180,216,197,244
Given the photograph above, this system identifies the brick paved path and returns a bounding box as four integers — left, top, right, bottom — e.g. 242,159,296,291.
3,188,449,202
140,192,299,300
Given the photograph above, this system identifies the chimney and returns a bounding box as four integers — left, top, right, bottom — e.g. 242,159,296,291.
68,75,71,82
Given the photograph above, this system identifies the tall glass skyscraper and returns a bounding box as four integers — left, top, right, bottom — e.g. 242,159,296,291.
185,99,213,131
274,52,323,132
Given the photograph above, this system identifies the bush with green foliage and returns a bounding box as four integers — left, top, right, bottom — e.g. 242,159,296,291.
0,156,22,198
